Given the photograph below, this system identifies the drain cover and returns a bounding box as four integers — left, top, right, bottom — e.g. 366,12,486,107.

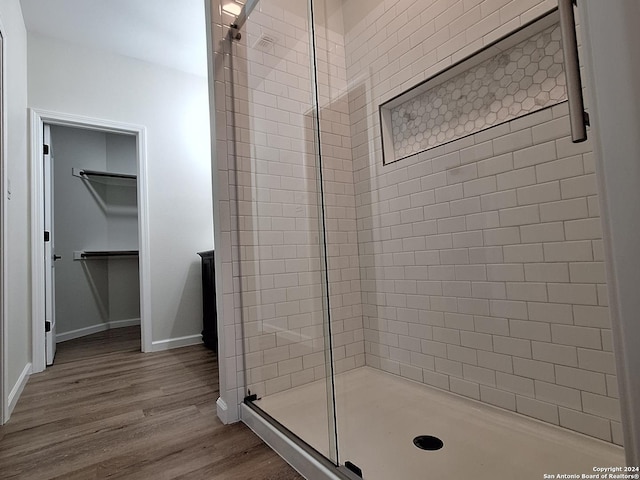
413,435,444,451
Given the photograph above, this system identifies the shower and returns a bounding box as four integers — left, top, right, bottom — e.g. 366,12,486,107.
208,0,629,478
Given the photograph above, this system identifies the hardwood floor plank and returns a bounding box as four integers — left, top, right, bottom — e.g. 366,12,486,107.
176,442,304,480
0,327,302,479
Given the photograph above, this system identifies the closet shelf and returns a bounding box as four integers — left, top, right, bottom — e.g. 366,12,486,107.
74,250,139,260
72,168,137,186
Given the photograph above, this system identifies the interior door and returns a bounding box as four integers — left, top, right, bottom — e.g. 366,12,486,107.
44,124,57,365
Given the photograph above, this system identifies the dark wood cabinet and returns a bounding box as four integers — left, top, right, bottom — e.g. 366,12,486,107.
197,250,217,351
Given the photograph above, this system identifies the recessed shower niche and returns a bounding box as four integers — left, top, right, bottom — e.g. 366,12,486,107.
380,11,566,165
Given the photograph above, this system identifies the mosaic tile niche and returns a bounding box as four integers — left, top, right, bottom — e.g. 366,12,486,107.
383,21,567,163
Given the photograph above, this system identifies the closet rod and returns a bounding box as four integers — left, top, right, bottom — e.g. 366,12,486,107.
79,169,137,180
79,250,139,259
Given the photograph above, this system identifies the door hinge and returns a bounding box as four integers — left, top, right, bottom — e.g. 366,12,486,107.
43,144,49,155
45,321,51,333
44,231,50,242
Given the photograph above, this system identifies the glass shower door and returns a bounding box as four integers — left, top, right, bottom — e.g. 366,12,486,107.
223,0,626,477
308,0,626,478
229,0,339,464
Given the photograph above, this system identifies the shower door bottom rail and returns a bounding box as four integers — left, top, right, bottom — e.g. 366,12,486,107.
241,400,363,480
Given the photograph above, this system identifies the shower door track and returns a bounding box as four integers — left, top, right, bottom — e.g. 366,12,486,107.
241,400,362,480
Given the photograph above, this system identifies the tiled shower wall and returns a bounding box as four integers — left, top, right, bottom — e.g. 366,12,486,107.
344,0,621,444
211,0,622,445
213,0,363,404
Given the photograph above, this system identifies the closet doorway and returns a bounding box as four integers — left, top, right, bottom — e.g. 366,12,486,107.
30,110,151,373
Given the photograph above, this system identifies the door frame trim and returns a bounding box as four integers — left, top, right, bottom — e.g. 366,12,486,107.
0,14,7,425
578,1,640,462
29,108,152,373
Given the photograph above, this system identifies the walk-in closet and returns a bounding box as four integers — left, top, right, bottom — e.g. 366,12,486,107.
49,125,140,348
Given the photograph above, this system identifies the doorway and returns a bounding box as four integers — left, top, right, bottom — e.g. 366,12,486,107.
30,110,151,374
44,123,142,364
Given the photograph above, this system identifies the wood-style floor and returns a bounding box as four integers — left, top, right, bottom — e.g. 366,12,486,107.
0,327,302,479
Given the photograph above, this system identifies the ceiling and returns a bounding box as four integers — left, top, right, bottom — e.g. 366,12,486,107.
20,0,208,77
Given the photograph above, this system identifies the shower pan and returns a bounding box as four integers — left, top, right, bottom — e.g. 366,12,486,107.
211,0,628,478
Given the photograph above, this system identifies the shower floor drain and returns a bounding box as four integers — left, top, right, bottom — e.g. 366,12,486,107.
413,435,444,451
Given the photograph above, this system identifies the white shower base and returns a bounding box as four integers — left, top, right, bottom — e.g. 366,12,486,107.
255,367,624,480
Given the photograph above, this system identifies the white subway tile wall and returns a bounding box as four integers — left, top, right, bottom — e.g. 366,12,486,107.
344,0,619,445
211,0,621,445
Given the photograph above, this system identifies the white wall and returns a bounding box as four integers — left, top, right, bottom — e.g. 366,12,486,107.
28,32,213,345
0,0,31,419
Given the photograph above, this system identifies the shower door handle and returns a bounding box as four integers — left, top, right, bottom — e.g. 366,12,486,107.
558,0,589,143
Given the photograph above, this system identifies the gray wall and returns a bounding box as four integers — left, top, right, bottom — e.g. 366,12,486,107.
105,134,140,323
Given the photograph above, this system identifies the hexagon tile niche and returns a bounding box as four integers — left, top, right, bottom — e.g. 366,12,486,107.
386,22,566,162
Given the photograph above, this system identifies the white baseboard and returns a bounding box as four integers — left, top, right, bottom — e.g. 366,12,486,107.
57,318,140,343
217,397,230,424
7,363,32,419
150,334,202,352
